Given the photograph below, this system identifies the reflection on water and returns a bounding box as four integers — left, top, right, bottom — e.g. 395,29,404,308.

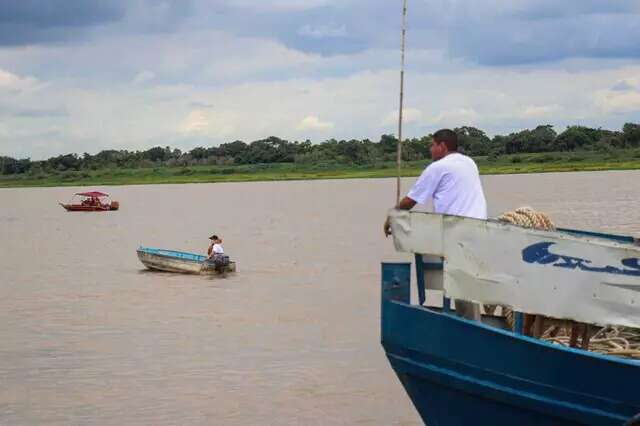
1,171,639,425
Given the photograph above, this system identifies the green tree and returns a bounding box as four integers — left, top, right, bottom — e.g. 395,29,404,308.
143,146,168,162
189,147,208,160
218,140,247,158
622,123,640,147
0,156,31,174
379,134,398,154
455,126,491,155
555,126,595,151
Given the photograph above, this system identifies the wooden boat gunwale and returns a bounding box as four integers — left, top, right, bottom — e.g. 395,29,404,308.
137,247,207,263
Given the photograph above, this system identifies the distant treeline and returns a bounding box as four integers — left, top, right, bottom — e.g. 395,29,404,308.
2,123,640,176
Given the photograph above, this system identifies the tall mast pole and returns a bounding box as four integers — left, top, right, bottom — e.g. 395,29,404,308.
396,0,408,203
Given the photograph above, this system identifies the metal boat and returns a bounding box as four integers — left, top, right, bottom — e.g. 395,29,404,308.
137,246,236,275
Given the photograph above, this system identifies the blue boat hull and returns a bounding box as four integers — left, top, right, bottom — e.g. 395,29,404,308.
381,263,640,426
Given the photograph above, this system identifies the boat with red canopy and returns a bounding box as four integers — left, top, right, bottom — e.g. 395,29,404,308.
59,191,119,211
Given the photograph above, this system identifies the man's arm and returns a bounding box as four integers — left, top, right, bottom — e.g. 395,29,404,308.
384,196,417,237
396,196,417,210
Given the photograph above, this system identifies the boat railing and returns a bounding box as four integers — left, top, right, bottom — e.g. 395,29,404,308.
387,210,640,331
558,227,636,245
138,247,206,262
412,253,531,333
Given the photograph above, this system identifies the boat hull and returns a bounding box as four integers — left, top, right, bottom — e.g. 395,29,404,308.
137,247,236,275
381,263,640,426
60,203,118,212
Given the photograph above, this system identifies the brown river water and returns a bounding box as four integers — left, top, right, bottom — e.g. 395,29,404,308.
1,171,639,425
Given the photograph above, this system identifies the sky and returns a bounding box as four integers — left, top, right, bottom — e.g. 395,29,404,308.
1,0,639,160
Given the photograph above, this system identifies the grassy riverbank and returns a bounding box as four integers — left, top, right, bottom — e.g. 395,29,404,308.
2,150,640,188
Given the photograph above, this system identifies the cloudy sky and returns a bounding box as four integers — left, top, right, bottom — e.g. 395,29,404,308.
1,0,639,159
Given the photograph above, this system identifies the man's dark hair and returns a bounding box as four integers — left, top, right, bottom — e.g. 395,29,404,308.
432,129,458,151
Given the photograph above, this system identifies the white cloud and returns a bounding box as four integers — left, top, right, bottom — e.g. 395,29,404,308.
298,24,347,39
432,108,480,125
296,115,334,131
594,90,640,114
132,70,155,84
383,108,422,125
181,109,236,137
183,110,209,133
0,68,39,92
227,0,332,11
198,36,320,82
520,104,561,118
3,20,640,160
5,61,640,159
610,77,640,92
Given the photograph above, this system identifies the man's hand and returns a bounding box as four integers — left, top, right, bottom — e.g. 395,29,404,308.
385,197,416,237
384,216,392,237
397,196,417,211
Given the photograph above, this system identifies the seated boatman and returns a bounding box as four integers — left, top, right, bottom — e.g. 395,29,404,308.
208,235,224,258
208,235,228,272
384,128,488,321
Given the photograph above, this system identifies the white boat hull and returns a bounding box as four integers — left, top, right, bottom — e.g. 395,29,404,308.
136,249,236,275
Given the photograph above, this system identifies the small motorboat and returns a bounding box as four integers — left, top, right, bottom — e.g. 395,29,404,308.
60,191,119,211
136,246,236,275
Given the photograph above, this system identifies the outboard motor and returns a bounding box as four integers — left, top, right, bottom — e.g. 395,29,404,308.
213,255,230,272
203,254,230,274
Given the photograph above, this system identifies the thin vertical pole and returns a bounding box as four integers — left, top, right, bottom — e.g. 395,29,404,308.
514,312,524,335
396,0,408,203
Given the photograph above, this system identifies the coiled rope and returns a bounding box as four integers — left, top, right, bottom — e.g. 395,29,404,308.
544,325,640,359
496,207,640,360
498,207,556,232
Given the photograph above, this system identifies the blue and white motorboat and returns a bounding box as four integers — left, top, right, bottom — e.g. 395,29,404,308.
382,211,640,425
137,246,236,275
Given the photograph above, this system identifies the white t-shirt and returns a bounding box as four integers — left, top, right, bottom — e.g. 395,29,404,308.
406,153,487,219
212,243,224,254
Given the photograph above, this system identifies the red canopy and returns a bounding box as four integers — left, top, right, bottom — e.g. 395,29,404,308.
76,191,109,197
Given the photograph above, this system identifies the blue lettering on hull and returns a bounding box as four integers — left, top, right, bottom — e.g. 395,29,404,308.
522,242,640,277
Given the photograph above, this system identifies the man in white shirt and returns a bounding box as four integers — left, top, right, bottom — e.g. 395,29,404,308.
208,235,224,258
207,234,229,273
384,128,487,320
